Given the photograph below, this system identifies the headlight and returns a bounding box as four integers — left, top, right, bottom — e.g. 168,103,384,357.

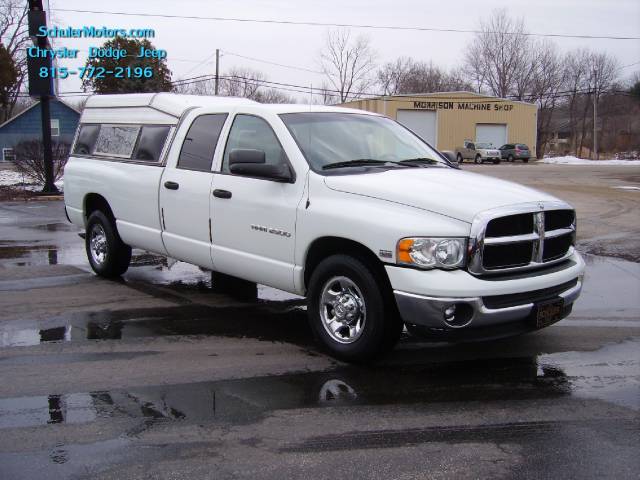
397,237,467,269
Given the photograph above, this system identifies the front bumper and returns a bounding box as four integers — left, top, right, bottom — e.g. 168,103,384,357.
388,251,585,333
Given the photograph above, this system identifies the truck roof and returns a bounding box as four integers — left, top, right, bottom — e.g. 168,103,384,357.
83,93,372,120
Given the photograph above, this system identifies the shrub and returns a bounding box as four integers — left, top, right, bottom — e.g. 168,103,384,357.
11,139,69,184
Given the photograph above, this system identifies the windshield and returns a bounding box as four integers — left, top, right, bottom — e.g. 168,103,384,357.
475,143,493,149
279,112,448,171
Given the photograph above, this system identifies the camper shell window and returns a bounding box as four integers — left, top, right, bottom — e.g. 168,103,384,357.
73,123,171,163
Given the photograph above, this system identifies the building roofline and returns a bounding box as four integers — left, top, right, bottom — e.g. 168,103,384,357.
0,97,81,130
342,91,537,107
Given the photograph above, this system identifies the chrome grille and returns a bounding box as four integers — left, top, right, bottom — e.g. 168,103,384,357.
468,202,576,275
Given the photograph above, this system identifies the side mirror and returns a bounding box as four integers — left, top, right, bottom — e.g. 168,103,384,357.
229,149,293,182
439,150,460,169
229,148,265,165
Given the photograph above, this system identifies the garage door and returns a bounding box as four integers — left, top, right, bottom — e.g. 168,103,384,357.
396,110,437,147
476,124,507,148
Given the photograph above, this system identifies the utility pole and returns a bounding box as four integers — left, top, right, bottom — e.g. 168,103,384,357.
214,49,220,95
592,92,598,161
592,69,598,160
28,0,58,194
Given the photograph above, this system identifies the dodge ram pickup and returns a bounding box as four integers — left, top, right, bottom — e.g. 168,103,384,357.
64,93,585,361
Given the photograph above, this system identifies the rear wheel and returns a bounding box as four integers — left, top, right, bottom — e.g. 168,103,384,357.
85,211,131,278
474,154,482,164
523,158,529,163
508,154,514,162
457,153,463,164
493,159,500,164
307,254,403,362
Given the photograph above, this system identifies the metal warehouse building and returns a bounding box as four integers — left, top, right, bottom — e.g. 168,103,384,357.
340,92,538,157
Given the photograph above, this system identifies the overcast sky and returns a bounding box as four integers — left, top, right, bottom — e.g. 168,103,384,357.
47,0,640,102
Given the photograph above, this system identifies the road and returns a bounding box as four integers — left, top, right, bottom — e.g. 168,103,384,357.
0,164,638,479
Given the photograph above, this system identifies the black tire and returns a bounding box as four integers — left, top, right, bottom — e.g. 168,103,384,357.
523,158,529,163
493,159,500,164
474,155,482,164
456,153,463,164
508,154,514,162
85,210,131,278
307,254,403,362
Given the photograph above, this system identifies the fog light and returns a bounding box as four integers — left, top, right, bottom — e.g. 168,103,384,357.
444,305,456,320
442,303,474,328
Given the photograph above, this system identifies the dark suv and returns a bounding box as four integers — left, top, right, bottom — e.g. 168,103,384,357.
499,144,531,162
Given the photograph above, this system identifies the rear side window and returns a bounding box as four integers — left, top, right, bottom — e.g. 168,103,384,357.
133,126,171,162
177,114,228,171
94,125,140,158
516,144,529,149
73,124,100,155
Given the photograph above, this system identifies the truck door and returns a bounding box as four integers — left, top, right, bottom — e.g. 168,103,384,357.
159,114,228,268
210,114,304,292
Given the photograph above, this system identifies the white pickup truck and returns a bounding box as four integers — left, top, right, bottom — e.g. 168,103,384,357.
64,93,584,361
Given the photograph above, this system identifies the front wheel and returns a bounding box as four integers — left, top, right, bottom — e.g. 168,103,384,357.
457,153,463,164
86,211,131,278
474,155,482,164
508,154,514,162
307,254,403,362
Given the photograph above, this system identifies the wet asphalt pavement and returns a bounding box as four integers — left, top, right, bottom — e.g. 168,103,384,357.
0,198,638,479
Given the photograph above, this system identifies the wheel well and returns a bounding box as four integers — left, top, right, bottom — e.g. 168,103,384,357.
303,237,392,293
84,193,115,223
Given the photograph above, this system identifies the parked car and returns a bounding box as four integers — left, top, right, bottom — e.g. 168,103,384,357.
500,144,531,162
455,140,502,164
64,93,584,362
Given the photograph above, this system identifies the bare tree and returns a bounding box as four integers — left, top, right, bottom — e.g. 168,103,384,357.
320,28,377,103
377,58,472,95
377,57,413,95
564,49,592,153
525,41,567,157
0,0,29,122
175,67,296,103
463,9,530,98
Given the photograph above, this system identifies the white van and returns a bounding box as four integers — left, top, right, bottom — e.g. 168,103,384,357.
64,93,584,361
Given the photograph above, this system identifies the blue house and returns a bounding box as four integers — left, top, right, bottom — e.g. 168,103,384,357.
0,98,80,162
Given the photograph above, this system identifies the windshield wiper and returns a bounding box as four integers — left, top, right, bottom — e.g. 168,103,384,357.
322,159,417,170
398,157,440,166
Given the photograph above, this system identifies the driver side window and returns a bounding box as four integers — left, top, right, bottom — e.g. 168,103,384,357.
221,115,288,174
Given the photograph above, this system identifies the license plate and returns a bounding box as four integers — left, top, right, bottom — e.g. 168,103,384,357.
535,299,564,328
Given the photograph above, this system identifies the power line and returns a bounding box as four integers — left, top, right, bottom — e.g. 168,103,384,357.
221,50,324,75
50,8,640,41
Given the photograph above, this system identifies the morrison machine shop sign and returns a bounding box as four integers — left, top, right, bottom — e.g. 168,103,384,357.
412,101,514,112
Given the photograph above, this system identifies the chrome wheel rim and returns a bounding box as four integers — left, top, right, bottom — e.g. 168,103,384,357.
89,224,108,265
319,276,366,344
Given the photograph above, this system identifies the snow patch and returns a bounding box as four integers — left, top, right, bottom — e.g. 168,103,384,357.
0,170,63,190
539,156,640,166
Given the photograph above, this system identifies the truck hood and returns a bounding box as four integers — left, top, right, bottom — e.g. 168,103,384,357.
324,167,561,223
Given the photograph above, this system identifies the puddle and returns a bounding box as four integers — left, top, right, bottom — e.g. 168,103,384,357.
0,358,570,430
22,223,78,232
573,254,640,319
539,338,640,410
0,338,636,432
0,302,309,348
